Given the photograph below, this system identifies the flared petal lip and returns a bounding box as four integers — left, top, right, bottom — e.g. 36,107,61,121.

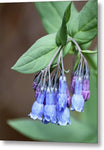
57,120,71,126
28,113,43,121
71,94,84,112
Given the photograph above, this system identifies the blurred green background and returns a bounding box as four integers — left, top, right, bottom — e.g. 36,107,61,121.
0,1,97,142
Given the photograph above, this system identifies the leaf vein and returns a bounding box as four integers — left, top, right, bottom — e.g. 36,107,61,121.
73,16,97,37
16,47,57,68
50,2,62,19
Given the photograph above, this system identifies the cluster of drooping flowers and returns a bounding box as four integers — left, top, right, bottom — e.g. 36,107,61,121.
28,37,90,126
70,54,90,112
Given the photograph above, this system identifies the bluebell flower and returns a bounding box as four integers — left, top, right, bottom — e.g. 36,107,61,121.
57,107,71,126
43,87,57,124
57,76,67,111
28,89,45,120
71,78,85,112
56,75,71,126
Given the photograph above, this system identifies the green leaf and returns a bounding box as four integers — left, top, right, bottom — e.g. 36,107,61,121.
81,50,97,54
56,2,72,46
12,33,58,73
8,117,96,143
12,33,72,74
67,4,79,37
35,1,70,34
80,41,92,50
69,0,97,45
82,133,97,143
85,53,97,70
35,2,77,34
64,41,74,55
35,1,95,49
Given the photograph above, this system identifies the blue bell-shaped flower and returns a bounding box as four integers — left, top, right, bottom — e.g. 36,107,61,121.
57,107,71,126
43,87,57,124
57,76,67,111
28,89,45,120
71,78,84,112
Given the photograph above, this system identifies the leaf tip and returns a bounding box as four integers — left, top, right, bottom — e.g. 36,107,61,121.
7,119,13,128
11,65,16,71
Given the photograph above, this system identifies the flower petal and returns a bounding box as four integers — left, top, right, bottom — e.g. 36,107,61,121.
57,107,71,126
57,93,67,111
44,105,56,124
71,94,84,112
29,101,44,120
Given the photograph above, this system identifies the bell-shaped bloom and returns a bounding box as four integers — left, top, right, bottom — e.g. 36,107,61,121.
57,107,71,126
28,91,45,120
57,76,67,111
71,79,84,112
43,87,57,124
82,78,90,101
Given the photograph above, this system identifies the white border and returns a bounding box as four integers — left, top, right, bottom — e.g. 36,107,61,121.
0,0,88,2
0,0,104,149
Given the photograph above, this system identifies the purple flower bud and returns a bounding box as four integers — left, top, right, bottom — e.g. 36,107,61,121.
32,72,41,89
66,87,71,107
32,81,37,90
35,86,40,99
82,90,90,101
82,78,90,101
82,78,89,91
70,76,77,94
